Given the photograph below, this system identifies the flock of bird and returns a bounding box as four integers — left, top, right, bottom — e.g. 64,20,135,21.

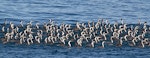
0,19,150,48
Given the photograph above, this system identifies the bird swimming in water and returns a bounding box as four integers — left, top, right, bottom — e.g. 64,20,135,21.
0,19,150,49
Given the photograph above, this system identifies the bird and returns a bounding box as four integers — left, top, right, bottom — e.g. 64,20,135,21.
139,40,145,48
68,40,72,48
20,20,24,27
90,40,95,48
36,23,40,29
98,41,105,48
2,26,5,32
121,19,124,24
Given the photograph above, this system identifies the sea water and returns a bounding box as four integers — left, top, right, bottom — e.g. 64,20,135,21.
0,0,150,58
